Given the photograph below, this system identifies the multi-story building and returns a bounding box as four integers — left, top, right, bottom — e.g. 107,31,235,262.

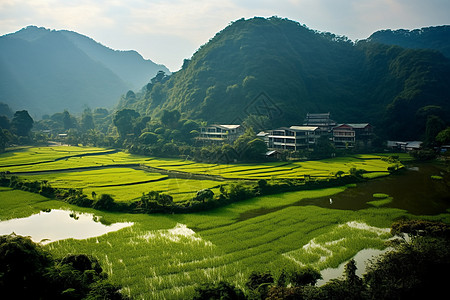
197,124,244,143
333,123,373,148
303,113,337,135
266,126,320,151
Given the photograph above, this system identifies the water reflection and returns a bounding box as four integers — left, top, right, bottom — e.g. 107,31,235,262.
317,248,390,285
0,209,133,244
299,163,450,215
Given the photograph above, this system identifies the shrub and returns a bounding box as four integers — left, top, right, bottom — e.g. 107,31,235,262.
93,194,116,211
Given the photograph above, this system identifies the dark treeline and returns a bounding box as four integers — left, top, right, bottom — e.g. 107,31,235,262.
0,234,127,299
193,220,450,300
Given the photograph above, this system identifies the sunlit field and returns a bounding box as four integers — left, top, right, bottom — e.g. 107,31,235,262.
0,146,425,299
2,187,449,299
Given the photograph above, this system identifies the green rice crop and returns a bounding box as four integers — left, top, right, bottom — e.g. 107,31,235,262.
2,186,449,299
0,146,421,298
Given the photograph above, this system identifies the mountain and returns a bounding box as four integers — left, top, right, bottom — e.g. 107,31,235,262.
119,17,450,140
368,26,450,58
0,26,169,118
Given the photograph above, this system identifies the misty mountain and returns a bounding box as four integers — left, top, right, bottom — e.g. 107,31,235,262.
368,25,450,58
119,17,450,140
0,26,169,118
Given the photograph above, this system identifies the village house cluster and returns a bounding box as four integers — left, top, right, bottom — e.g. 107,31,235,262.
197,113,375,150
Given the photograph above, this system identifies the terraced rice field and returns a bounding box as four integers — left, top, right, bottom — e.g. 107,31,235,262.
1,147,448,299
0,146,397,203
3,187,447,299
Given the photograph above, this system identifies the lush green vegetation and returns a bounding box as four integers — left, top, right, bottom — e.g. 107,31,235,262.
0,234,126,299
1,147,449,298
2,184,449,299
0,146,401,211
368,25,450,58
194,220,450,300
117,17,450,141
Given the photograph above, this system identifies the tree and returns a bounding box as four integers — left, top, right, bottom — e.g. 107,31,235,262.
233,128,268,161
139,132,158,145
63,110,74,130
436,127,450,146
242,114,271,132
243,138,268,160
195,188,214,203
93,194,116,211
113,109,140,138
160,109,181,129
81,109,95,132
193,281,245,300
424,115,445,147
313,136,335,158
364,220,450,300
289,266,322,287
133,116,151,136
0,234,52,299
0,129,9,152
246,271,274,299
11,110,33,136
0,115,10,129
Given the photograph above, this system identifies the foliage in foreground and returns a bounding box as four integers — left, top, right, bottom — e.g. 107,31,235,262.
193,220,450,300
0,234,127,300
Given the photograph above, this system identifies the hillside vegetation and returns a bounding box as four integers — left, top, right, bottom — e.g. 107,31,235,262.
120,17,450,140
368,25,450,58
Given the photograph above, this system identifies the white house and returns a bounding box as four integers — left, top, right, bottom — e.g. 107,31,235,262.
197,124,244,143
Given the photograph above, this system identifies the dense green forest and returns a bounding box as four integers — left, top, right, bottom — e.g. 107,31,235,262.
368,25,450,58
118,17,450,141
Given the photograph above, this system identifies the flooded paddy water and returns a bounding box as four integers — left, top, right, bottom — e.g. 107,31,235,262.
299,162,450,215
0,209,133,244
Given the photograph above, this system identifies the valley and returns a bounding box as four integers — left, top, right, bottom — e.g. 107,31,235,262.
1,146,449,299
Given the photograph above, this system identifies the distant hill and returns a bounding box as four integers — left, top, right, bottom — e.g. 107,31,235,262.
368,26,450,58
119,17,450,140
0,26,169,118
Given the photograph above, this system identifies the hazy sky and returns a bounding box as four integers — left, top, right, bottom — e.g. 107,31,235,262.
1,0,449,71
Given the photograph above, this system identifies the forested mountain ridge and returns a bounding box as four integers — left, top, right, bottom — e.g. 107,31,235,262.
120,17,450,140
368,25,450,58
0,26,169,117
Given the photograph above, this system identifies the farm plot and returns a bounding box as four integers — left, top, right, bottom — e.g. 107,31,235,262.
24,168,221,202
4,178,448,299
0,146,109,167
144,156,396,180
83,178,222,202
1,146,397,182
44,188,418,299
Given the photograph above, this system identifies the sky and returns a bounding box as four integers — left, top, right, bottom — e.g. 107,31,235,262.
1,0,449,71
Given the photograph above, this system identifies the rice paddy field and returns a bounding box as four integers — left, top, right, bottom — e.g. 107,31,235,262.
2,186,449,299
0,146,399,202
2,146,445,299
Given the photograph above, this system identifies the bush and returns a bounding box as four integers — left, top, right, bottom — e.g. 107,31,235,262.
410,149,436,161
0,234,126,299
193,281,245,300
93,194,116,211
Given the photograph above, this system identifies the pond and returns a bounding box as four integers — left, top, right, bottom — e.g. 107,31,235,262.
0,209,133,244
299,162,450,215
